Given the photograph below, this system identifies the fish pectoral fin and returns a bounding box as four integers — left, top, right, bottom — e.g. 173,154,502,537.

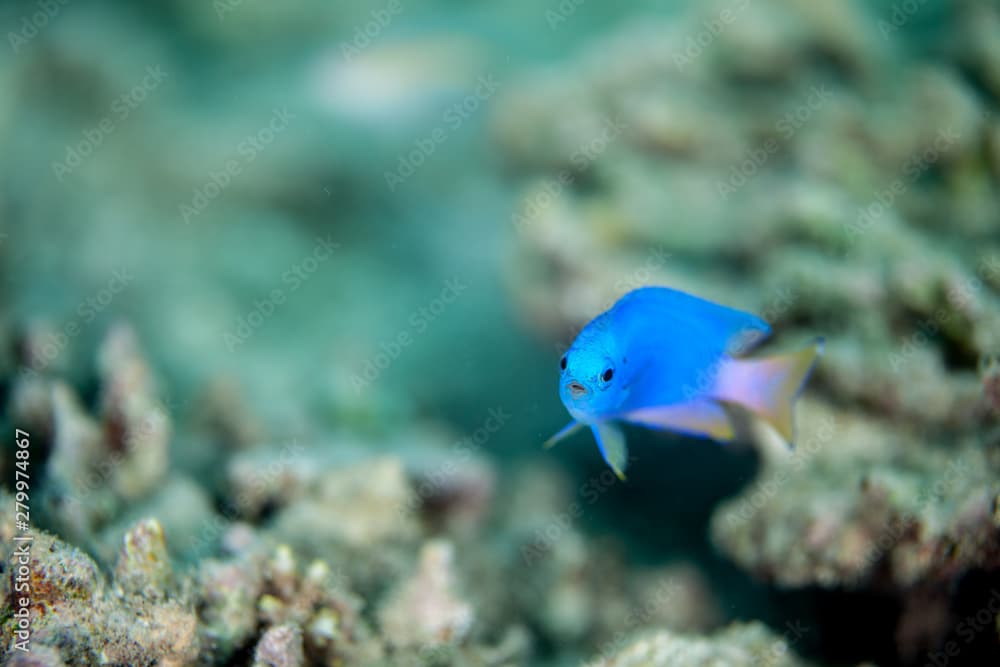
620,401,735,442
544,420,582,449
591,422,628,480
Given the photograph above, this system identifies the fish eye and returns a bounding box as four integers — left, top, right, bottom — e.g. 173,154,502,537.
560,355,567,370
601,368,614,383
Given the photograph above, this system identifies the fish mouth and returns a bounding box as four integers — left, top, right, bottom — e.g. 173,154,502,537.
566,381,589,399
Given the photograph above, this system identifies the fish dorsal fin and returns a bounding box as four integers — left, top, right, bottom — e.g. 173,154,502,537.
613,287,771,355
591,421,628,480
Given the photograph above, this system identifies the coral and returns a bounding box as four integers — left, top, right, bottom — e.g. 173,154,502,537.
113,517,174,599
0,519,199,666
491,464,722,656
6,325,218,570
378,539,474,649
11,322,73,378
0,512,382,666
0,530,101,625
5,356,54,446
4,2,1000,665
225,439,318,521
2,645,68,667
94,473,216,564
491,6,1000,661
191,376,267,451
252,624,305,667
953,1,1000,103
625,565,722,635
10,325,177,551
491,4,1000,398
35,382,110,545
281,456,417,548
196,555,264,661
257,544,381,664
981,355,1000,417
96,323,171,500
711,398,1000,658
95,599,200,667
265,454,421,595
710,399,1000,589
584,622,813,667
402,447,496,534
196,543,382,665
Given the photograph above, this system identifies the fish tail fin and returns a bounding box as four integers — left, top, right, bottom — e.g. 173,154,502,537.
713,338,823,444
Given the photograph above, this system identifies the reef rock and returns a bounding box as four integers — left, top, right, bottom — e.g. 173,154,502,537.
0,518,199,666
378,539,474,649
585,621,813,667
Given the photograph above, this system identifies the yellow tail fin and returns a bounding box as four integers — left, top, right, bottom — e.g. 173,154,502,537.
713,338,823,444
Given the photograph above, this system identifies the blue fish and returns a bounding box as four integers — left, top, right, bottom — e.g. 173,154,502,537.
547,286,822,479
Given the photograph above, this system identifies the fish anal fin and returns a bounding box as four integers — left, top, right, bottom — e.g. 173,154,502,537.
620,400,735,441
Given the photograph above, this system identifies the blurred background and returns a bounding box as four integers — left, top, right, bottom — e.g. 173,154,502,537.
1,0,999,666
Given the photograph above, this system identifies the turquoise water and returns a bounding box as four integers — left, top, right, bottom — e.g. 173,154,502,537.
1,1,999,666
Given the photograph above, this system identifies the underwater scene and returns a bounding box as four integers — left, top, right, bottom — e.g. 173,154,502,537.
1,0,1000,665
